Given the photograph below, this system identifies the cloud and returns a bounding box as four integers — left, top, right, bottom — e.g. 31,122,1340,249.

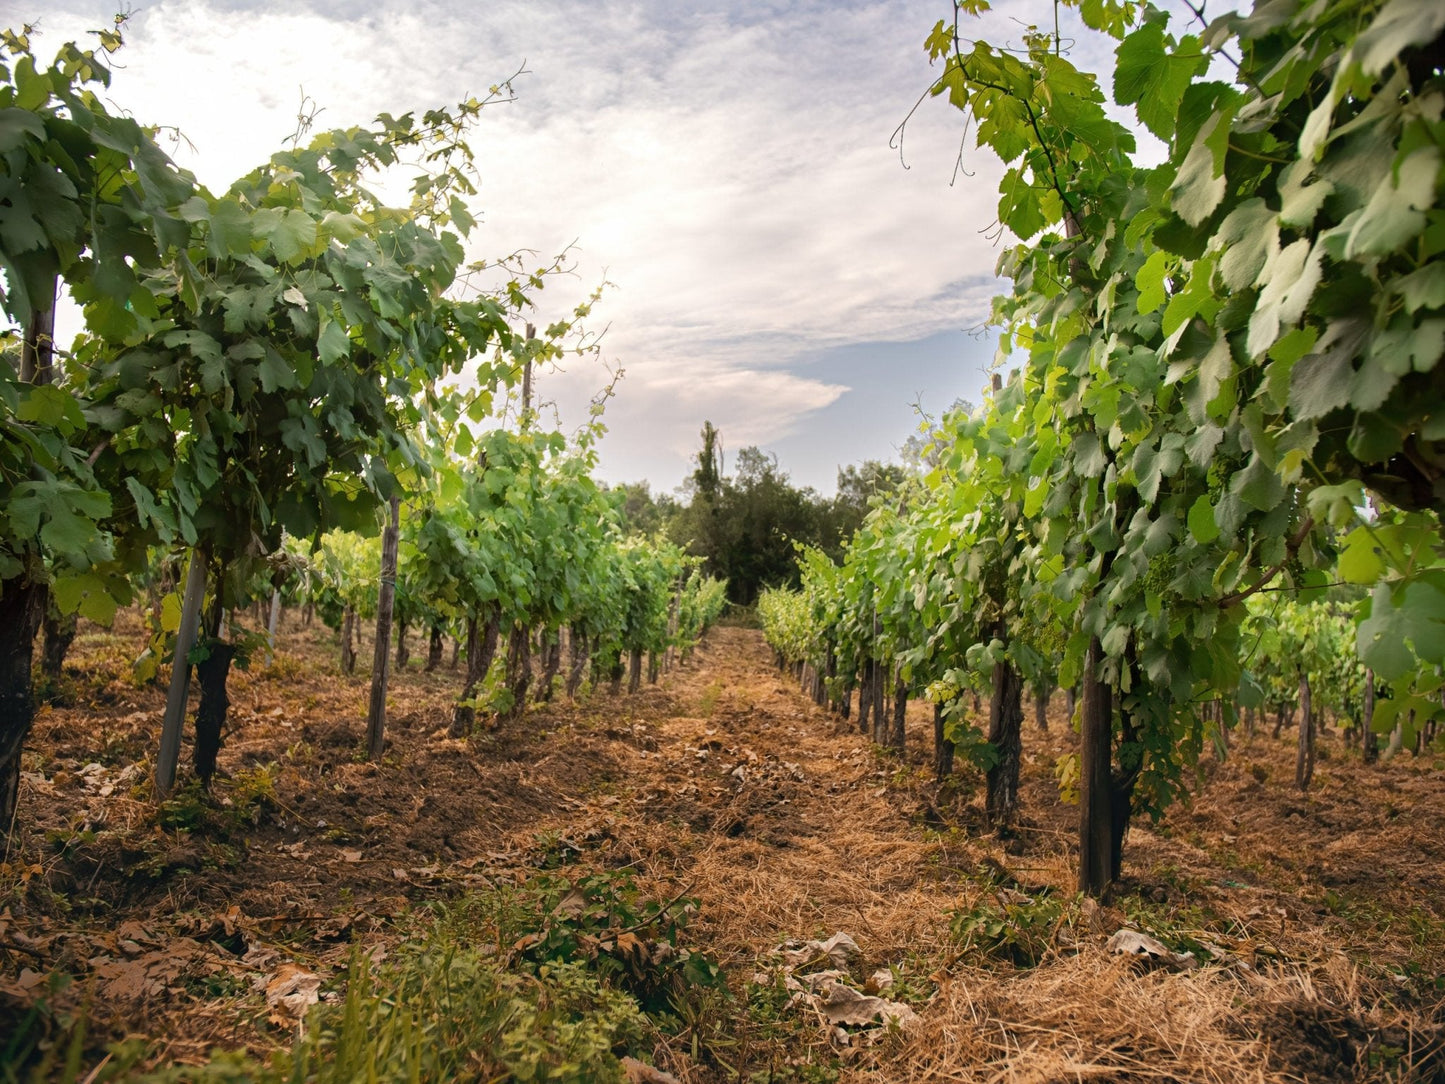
30,0,1023,487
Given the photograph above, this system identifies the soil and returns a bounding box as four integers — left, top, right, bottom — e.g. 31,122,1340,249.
2,613,1443,1082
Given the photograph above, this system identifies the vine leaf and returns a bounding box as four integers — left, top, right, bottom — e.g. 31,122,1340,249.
1343,146,1438,259
1288,318,1370,420
1353,0,1445,78
1187,494,1219,545
1358,579,1445,680
1170,109,1231,226
1113,18,1202,142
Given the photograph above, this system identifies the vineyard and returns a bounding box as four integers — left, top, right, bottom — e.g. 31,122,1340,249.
2,0,1444,1080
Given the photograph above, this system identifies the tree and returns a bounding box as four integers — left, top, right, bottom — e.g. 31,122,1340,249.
607,481,679,537
824,460,908,553
694,421,723,500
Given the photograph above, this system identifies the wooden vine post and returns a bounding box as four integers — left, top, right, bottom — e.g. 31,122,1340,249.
156,553,208,796
521,322,535,412
1078,637,1114,897
367,494,402,761
1296,672,1315,791
18,279,55,385
1362,670,1377,765
0,279,57,824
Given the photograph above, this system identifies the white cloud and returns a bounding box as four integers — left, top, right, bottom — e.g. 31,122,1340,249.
29,0,1032,485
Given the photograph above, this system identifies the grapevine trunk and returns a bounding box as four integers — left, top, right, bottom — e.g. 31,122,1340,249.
0,576,47,826
193,640,236,789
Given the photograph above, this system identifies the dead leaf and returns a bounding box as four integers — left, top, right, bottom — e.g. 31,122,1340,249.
553,888,588,918
265,963,321,1026
781,932,861,971
621,1056,682,1084
814,976,917,1029
1081,897,1126,935
1106,928,1197,971
242,943,280,970
92,939,208,1002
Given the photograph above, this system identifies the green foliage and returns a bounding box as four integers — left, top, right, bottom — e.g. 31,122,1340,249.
605,481,680,537
671,428,902,605
438,868,725,1018
765,0,1444,893
392,419,727,718
10,868,724,1082
156,765,279,835
0,21,186,610
312,530,382,629
1240,596,1369,725
0,970,91,1084
949,877,1070,967
123,949,646,1084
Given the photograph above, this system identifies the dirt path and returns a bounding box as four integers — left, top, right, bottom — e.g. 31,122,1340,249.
515,627,962,969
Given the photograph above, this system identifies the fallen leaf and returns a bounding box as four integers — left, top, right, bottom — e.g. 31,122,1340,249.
781,932,861,971
265,963,321,1026
814,977,917,1029
621,1056,682,1084
1106,928,1196,971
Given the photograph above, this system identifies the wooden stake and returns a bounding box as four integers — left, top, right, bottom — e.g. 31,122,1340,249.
367,494,401,760
1078,636,1113,897
156,553,207,796
266,589,281,659
1295,672,1315,790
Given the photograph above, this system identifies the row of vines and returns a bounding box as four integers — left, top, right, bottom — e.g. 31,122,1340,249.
764,0,1443,897
0,20,725,825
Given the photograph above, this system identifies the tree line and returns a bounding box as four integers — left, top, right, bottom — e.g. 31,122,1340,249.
610,421,911,606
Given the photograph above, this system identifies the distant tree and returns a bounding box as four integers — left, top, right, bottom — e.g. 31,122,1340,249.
718,448,823,604
824,460,908,552
607,481,679,537
670,429,826,604
694,421,723,500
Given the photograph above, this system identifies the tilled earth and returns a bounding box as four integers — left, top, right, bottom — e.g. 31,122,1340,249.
2,615,1443,1081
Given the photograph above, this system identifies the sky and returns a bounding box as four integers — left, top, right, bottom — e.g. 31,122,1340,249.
14,0,1135,495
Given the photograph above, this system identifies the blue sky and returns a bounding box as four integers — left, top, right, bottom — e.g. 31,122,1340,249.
17,0,1138,493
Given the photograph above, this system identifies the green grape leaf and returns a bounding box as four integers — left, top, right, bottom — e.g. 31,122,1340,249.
1187,494,1220,544
1344,147,1438,258
257,349,297,393
1288,318,1369,420
317,314,352,364
1170,109,1231,226
1230,457,1285,513
160,591,184,633
1338,527,1385,584
1353,0,1445,78
1392,263,1445,314
265,208,320,265
52,572,121,624
1135,250,1170,315
1214,198,1276,290
1358,579,1445,678
206,197,254,258
0,106,45,152
1114,20,1203,141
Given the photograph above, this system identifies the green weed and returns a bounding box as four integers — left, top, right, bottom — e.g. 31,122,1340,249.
948,868,1070,967
436,868,725,1018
